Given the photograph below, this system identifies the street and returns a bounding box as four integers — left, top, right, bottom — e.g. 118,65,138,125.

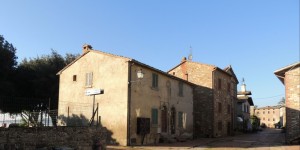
108,128,300,150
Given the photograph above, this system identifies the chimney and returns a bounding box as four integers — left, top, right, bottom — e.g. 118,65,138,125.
181,57,187,63
82,44,93,53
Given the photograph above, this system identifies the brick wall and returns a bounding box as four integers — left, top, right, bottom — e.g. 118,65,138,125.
285,67,300,143
0,127,107,150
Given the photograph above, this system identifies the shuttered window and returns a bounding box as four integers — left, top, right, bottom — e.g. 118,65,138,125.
151,108,158,125
152,73,158,88
178,82,183,96
85,72,93,87
178,111,183,128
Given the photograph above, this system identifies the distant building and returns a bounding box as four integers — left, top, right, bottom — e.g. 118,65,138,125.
168,58,238,138
274,62,300,143
236,80,254,131
254,106,285,128
57,45,194,146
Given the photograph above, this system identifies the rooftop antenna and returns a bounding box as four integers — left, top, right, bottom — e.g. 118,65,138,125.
188,46,193,61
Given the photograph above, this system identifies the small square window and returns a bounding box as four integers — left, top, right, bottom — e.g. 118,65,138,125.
218,102,222,113
73,75,77,81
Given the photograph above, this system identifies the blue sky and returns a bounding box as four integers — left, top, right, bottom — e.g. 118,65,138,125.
0,0,299,107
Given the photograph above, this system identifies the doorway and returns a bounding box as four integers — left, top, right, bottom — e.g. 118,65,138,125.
161,106,167,133
170,107,176,134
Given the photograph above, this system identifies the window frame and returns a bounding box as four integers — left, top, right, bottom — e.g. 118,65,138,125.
218,78,222,90
178,82,184,97
85,72,93,87
178,111,183,128
152,73,159,89
151,108,158,125
218,102,222,113
73,75,77,82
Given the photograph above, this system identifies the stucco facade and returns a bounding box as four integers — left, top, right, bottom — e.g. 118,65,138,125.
254,106,285,128
57,45,194,146
168,58,238,138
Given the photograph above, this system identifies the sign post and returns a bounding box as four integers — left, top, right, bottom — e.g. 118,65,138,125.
85,89,104,126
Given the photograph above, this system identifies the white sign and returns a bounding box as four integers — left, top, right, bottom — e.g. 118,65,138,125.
85,89,104,96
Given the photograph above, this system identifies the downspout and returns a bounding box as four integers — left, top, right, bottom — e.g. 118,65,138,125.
127,61,132,146
211,69,215,137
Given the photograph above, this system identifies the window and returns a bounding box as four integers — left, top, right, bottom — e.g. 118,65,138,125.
268,111,270,114
244,105,247,112
263,117,265,120
218,78,222,90
227,104,230,114
227,82,230,92
73,75,77,81
178,112,183,128
85,72,93,87
268,118,270,121
152,73,158,88
178,82,183,96
257,112,259,114
151,108,158,125
218,102,222,113
273,111,275,114
218,121,222,131
242,103,244,112
263,111,265,114
273,118,275,122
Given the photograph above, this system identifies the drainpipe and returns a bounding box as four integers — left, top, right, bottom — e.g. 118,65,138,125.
211,69,215,137
127,61,132,146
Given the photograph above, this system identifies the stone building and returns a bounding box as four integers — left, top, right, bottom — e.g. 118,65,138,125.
168,58,238,138
57,45,194,146
235,80,254,131
254,106,285,128
274,62,300,143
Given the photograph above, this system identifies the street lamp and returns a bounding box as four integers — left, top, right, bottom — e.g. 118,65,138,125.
136,69,144,79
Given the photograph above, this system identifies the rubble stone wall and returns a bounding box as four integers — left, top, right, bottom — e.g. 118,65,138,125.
0,126,107,150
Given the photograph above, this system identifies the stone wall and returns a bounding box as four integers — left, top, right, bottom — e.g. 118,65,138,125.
168,61,237,138
285,67,300,143
0,127,107,150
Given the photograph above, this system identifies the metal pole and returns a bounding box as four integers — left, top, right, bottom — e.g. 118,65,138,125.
48,98,50,126
67,106,69,126
92,95,95,126
97,103,99,126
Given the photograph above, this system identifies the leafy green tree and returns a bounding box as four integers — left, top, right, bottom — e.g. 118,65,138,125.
0,35,18,95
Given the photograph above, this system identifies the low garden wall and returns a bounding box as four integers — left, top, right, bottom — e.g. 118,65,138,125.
0,126,107,150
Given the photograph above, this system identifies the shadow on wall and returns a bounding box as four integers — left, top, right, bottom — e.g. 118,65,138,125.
285,107,300,144
58,114,120,145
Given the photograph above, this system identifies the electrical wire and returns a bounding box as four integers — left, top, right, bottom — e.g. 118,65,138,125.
254,94,285,100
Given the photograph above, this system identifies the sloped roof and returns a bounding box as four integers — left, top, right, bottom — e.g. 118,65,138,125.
224,65,239,83
168,60,236,79
56,49,196,86
56,50,131,75
274,62,300,84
